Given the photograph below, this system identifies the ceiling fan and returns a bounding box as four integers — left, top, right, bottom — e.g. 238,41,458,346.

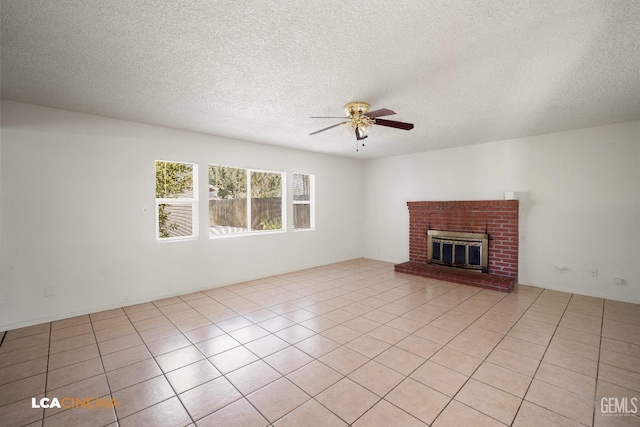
309,101,414,149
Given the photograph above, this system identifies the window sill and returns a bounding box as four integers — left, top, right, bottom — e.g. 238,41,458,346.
156,236,199,243
209,229,287,239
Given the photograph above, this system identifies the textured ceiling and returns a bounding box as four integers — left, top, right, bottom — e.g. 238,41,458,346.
2,1,639,159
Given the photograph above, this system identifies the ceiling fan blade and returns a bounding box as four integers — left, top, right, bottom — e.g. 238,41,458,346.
374,118,414,131
309,122,347,135
365,108,396,118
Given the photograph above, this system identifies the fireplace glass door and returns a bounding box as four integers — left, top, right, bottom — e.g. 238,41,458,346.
427,230,488,273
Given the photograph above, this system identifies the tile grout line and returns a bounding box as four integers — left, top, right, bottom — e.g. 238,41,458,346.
2,261,638,426
507,293,593,426
87,313,130,427
411,286,533,427
144,289,317,425
362,281,540,424
212,286,323,425
227,293,343,425
261,279,398,425
202,278,370,425
352,284,520,426
38,292,376,425
218,270,425,425
126,301,235,424
123,302,201,425
89,308,178,423
503,292,570,426
254,270,620,421
39,323,53,427
173,306,280,426
592,300,606,427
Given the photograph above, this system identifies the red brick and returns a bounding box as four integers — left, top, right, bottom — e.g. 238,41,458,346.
406,200,518,279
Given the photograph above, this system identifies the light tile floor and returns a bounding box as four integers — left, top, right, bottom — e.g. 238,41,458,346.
0,259,638,426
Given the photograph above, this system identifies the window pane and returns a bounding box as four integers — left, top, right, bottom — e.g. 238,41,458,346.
156,161,194,198
208,166,247,199
250,172,281,198
158,203,193,238
208,198,248,234
155,160,197,241
250,171,282,230
209,166,248,234
293,174,310,201
293,204,310,229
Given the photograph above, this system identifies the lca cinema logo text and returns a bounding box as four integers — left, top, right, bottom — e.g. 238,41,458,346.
601,397,638,416
31,397,118,409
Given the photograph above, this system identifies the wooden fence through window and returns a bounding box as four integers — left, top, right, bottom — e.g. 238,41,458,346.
209,197,282,230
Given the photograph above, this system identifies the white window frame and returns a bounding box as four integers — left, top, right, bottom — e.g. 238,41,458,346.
208,164,286,238
155,160,198,242
292,173,315,231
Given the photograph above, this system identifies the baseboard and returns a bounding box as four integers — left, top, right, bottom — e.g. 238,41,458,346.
518,282,640,305
0,256,363,332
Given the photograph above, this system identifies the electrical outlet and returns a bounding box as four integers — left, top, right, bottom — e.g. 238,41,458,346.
590,268,598,277
44,287,54,297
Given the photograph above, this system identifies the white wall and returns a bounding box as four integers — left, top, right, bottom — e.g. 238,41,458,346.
363,121,640,303
2,101,638,331
0,101,364,330
0,100,3,300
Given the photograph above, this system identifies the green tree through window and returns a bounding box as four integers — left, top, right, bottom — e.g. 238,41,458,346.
208,166,246,199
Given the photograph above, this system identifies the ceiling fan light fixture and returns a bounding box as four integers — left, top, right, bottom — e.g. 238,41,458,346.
344,102,374,139
344,120,370,137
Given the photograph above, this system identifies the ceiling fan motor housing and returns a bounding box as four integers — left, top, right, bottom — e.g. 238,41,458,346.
344,102,371,117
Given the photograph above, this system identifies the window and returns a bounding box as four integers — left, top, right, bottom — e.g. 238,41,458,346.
155,160,198,240
292,173,314,230
209,165,285,236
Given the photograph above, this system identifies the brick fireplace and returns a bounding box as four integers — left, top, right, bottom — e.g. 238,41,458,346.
395,200,519,292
